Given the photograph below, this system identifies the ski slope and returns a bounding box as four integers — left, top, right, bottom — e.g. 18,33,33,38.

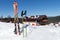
0,22,60,40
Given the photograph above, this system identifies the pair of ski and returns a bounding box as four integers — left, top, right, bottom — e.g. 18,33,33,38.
14,23,28,37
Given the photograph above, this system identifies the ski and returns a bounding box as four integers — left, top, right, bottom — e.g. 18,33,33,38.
13,1,20,35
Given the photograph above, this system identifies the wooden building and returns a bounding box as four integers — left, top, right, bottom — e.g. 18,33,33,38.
23,15,48,25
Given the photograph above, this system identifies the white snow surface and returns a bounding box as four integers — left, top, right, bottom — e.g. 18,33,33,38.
0,22,60,40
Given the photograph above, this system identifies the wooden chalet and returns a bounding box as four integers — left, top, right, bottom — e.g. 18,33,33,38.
23,15,48,25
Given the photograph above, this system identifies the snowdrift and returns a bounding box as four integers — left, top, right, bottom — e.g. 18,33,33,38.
0,22,60,40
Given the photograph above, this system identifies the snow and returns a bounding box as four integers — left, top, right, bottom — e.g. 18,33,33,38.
0,22,60,40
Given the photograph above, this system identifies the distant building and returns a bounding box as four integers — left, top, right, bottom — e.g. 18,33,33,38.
23,15,48,25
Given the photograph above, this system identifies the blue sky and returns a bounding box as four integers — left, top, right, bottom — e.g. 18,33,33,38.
0,0,60,18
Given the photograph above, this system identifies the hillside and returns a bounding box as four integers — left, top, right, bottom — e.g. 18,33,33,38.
48,16,60,23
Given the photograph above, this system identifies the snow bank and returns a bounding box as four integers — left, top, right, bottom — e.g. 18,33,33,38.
0,22,60,40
